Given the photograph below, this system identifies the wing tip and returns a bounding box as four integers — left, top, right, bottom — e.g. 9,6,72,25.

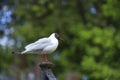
11,51,22,54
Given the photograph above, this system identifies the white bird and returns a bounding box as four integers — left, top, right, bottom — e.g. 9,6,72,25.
14,33,63,61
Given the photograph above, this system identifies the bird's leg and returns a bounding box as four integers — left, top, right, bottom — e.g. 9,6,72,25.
40,55,43,62
45,54,49,62
42,54,45,61
40,54,49,62
40,55,42,62
42,54,46,62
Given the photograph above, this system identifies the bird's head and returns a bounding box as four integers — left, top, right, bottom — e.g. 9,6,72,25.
51,33,64,41
55,33,64,41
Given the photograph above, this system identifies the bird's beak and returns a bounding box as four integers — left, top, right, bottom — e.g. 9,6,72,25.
59,37,64,41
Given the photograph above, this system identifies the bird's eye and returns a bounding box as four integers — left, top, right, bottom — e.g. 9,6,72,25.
55,33,59,38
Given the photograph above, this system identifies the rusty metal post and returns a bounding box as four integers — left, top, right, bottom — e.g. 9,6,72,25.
39,62,57,80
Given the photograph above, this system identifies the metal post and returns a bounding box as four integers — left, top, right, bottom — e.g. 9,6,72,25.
39,62,57,80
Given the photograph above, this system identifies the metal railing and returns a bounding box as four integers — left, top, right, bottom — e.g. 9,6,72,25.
39,62,57,80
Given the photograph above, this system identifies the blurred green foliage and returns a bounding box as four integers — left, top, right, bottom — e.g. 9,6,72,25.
1,0,120,80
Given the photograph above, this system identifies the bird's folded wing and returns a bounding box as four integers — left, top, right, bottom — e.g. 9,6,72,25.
25,38,50,50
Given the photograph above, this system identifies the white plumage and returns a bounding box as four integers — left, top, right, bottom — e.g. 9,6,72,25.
21,33,59,54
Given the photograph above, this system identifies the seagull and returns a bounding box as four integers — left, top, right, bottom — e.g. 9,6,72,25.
13,33,63,61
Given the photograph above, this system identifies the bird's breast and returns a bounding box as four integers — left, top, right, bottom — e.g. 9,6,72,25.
43,39,58,54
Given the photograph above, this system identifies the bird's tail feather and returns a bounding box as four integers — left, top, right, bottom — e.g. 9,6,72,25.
12,51,22,54
12,50,41,54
